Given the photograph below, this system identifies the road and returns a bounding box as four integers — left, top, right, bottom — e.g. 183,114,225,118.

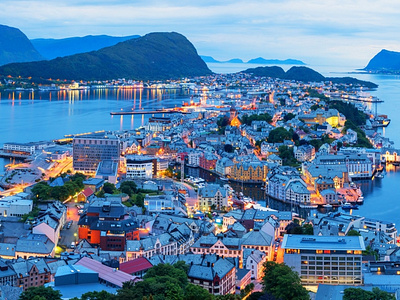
59,200,80,249
175,181,198,209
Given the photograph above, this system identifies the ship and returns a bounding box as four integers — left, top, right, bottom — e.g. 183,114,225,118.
371,115,391,128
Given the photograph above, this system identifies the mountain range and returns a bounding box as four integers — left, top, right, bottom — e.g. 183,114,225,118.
201,55,305,65
0,32,212,81
0,24,43,66
243,66,378,88
31,35,140,60
364,49,400,74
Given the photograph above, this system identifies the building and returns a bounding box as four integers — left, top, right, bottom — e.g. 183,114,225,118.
230,161,267,183
12,258,51,290
3,143,35,155
0,196,33,218
188,257,236,295
15,234,55,258
83,178,105,193
125,155,156,179
73,134,120,173
95,160,118,184
0,259,17,287
294,145,315,162
215,157,234,176
146,117,173,132
199,152,218,170
198,184,228,211
78,199,139,251
125,233,179,260
187,150,202,167
282,235,365,286
119,257,153,278
243,249,267,280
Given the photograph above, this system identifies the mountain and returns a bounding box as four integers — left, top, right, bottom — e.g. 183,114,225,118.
31,35,140,59
224,58,243,63
243,66,378,88
364,49,400,73
285,66,325,81
241,66,286,78
247,57,306,65
0,24,43,66
0,32,212,81
200,55,220,63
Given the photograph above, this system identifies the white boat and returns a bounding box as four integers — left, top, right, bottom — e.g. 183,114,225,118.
300,204,318,209
357,196,364,204
323,204,333,208
220,177,229,181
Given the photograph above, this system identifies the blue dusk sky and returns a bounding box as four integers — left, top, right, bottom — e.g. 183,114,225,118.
2,0,400,67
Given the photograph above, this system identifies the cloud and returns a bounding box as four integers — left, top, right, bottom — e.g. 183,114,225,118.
1,0,400,66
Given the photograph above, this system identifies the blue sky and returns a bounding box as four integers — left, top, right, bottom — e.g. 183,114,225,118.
2,0,400,67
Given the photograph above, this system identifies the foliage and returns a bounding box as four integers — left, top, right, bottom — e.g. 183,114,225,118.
224,144,234,153
343,120,373,148
363,245,379,261
31,173,86,202
343,287,395,300
119,181,137,196
328,101,367,126
307,88,329,101
283,113,296,122
0,32,212,81
285,222,313,235
268,127,292,143
103,182,118,194
19,286,62,300
21,206,40,223
70,290,116,300
262,261,310,300
310,104,322,111
240,113,272,126
347,229,361,236
278,146,298,167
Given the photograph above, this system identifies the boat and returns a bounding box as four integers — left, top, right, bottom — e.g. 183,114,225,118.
375,172,384,178
371,115,391,128
357,196,364,204
299,204,318,209
322,204,333,208
220,177,229,182
342,202,358,210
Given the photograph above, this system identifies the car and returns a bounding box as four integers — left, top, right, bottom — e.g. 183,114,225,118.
70,242,76,249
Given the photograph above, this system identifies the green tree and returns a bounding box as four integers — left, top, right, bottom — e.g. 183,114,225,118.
347,229,361,236
343,287,395,300
103,182,117,194
119,181,137,196
268,127,292,143
184,284,213,300
262,261,309,300
31,182,51,201
19,286,62,300
302,224,314,235
283,113,296,122
79,290,115,300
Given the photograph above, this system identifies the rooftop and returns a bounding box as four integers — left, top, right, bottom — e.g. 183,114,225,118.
282,235,365,251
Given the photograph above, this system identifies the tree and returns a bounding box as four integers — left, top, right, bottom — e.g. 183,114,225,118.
184,284,213,300
119,181,137,196
19,286,62,300
284,113,296,122
268,127,292,143
103,182,117,194
262,261,309,300
224,144,234,153
79,290,115,300
343,287,395,300
347,229,361,236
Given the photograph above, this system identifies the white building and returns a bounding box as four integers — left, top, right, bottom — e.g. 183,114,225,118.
282,235,365,286
0,196,33,217
3,143,35,154
125,155,155,179
187,150,202,167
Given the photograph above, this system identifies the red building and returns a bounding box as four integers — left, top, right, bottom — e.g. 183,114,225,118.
119,257,153,278
199,152,218,170
78,199,139,251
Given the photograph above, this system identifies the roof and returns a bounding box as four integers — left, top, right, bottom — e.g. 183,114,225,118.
81,187,95,198
282,235,365,251
16,234,55,254
75,257,137,288
120,257,153,274
0,243,16,257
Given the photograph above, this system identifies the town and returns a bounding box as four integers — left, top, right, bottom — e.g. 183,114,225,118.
0,72,399,299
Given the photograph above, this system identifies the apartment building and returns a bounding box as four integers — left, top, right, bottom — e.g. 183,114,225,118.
282,235,365,286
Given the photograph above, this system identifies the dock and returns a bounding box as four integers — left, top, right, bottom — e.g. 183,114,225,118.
0,151,31,159
110,108,189,115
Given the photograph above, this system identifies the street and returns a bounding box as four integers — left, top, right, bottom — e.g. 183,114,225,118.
59,200,80,249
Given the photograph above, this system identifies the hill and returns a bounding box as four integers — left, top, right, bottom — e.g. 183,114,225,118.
200,55,220,63
364,49,400,73
0,32,212,81
31,35,140,60
247,57,306,65
243,66,378,87
0,24,43,66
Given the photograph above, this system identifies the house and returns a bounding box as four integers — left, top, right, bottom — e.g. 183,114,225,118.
77,187,95,202
15,234,55,258
243,249,267,280
83,178,105,193
199,152,218,170
12,258,51,290
119,257,153,278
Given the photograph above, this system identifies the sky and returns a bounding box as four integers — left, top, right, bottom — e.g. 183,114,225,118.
2,0,400,68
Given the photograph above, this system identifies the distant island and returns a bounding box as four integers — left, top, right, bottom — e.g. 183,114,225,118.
243,66,378,88
0,24,43,66
363,49,400,74
201,55,305,65
0,32,212,81
31,34,140,60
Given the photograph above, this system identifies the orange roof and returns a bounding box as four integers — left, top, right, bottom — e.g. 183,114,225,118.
81,187,94,198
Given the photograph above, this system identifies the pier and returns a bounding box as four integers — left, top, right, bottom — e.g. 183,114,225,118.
110,108,189,115
0,151,31,159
